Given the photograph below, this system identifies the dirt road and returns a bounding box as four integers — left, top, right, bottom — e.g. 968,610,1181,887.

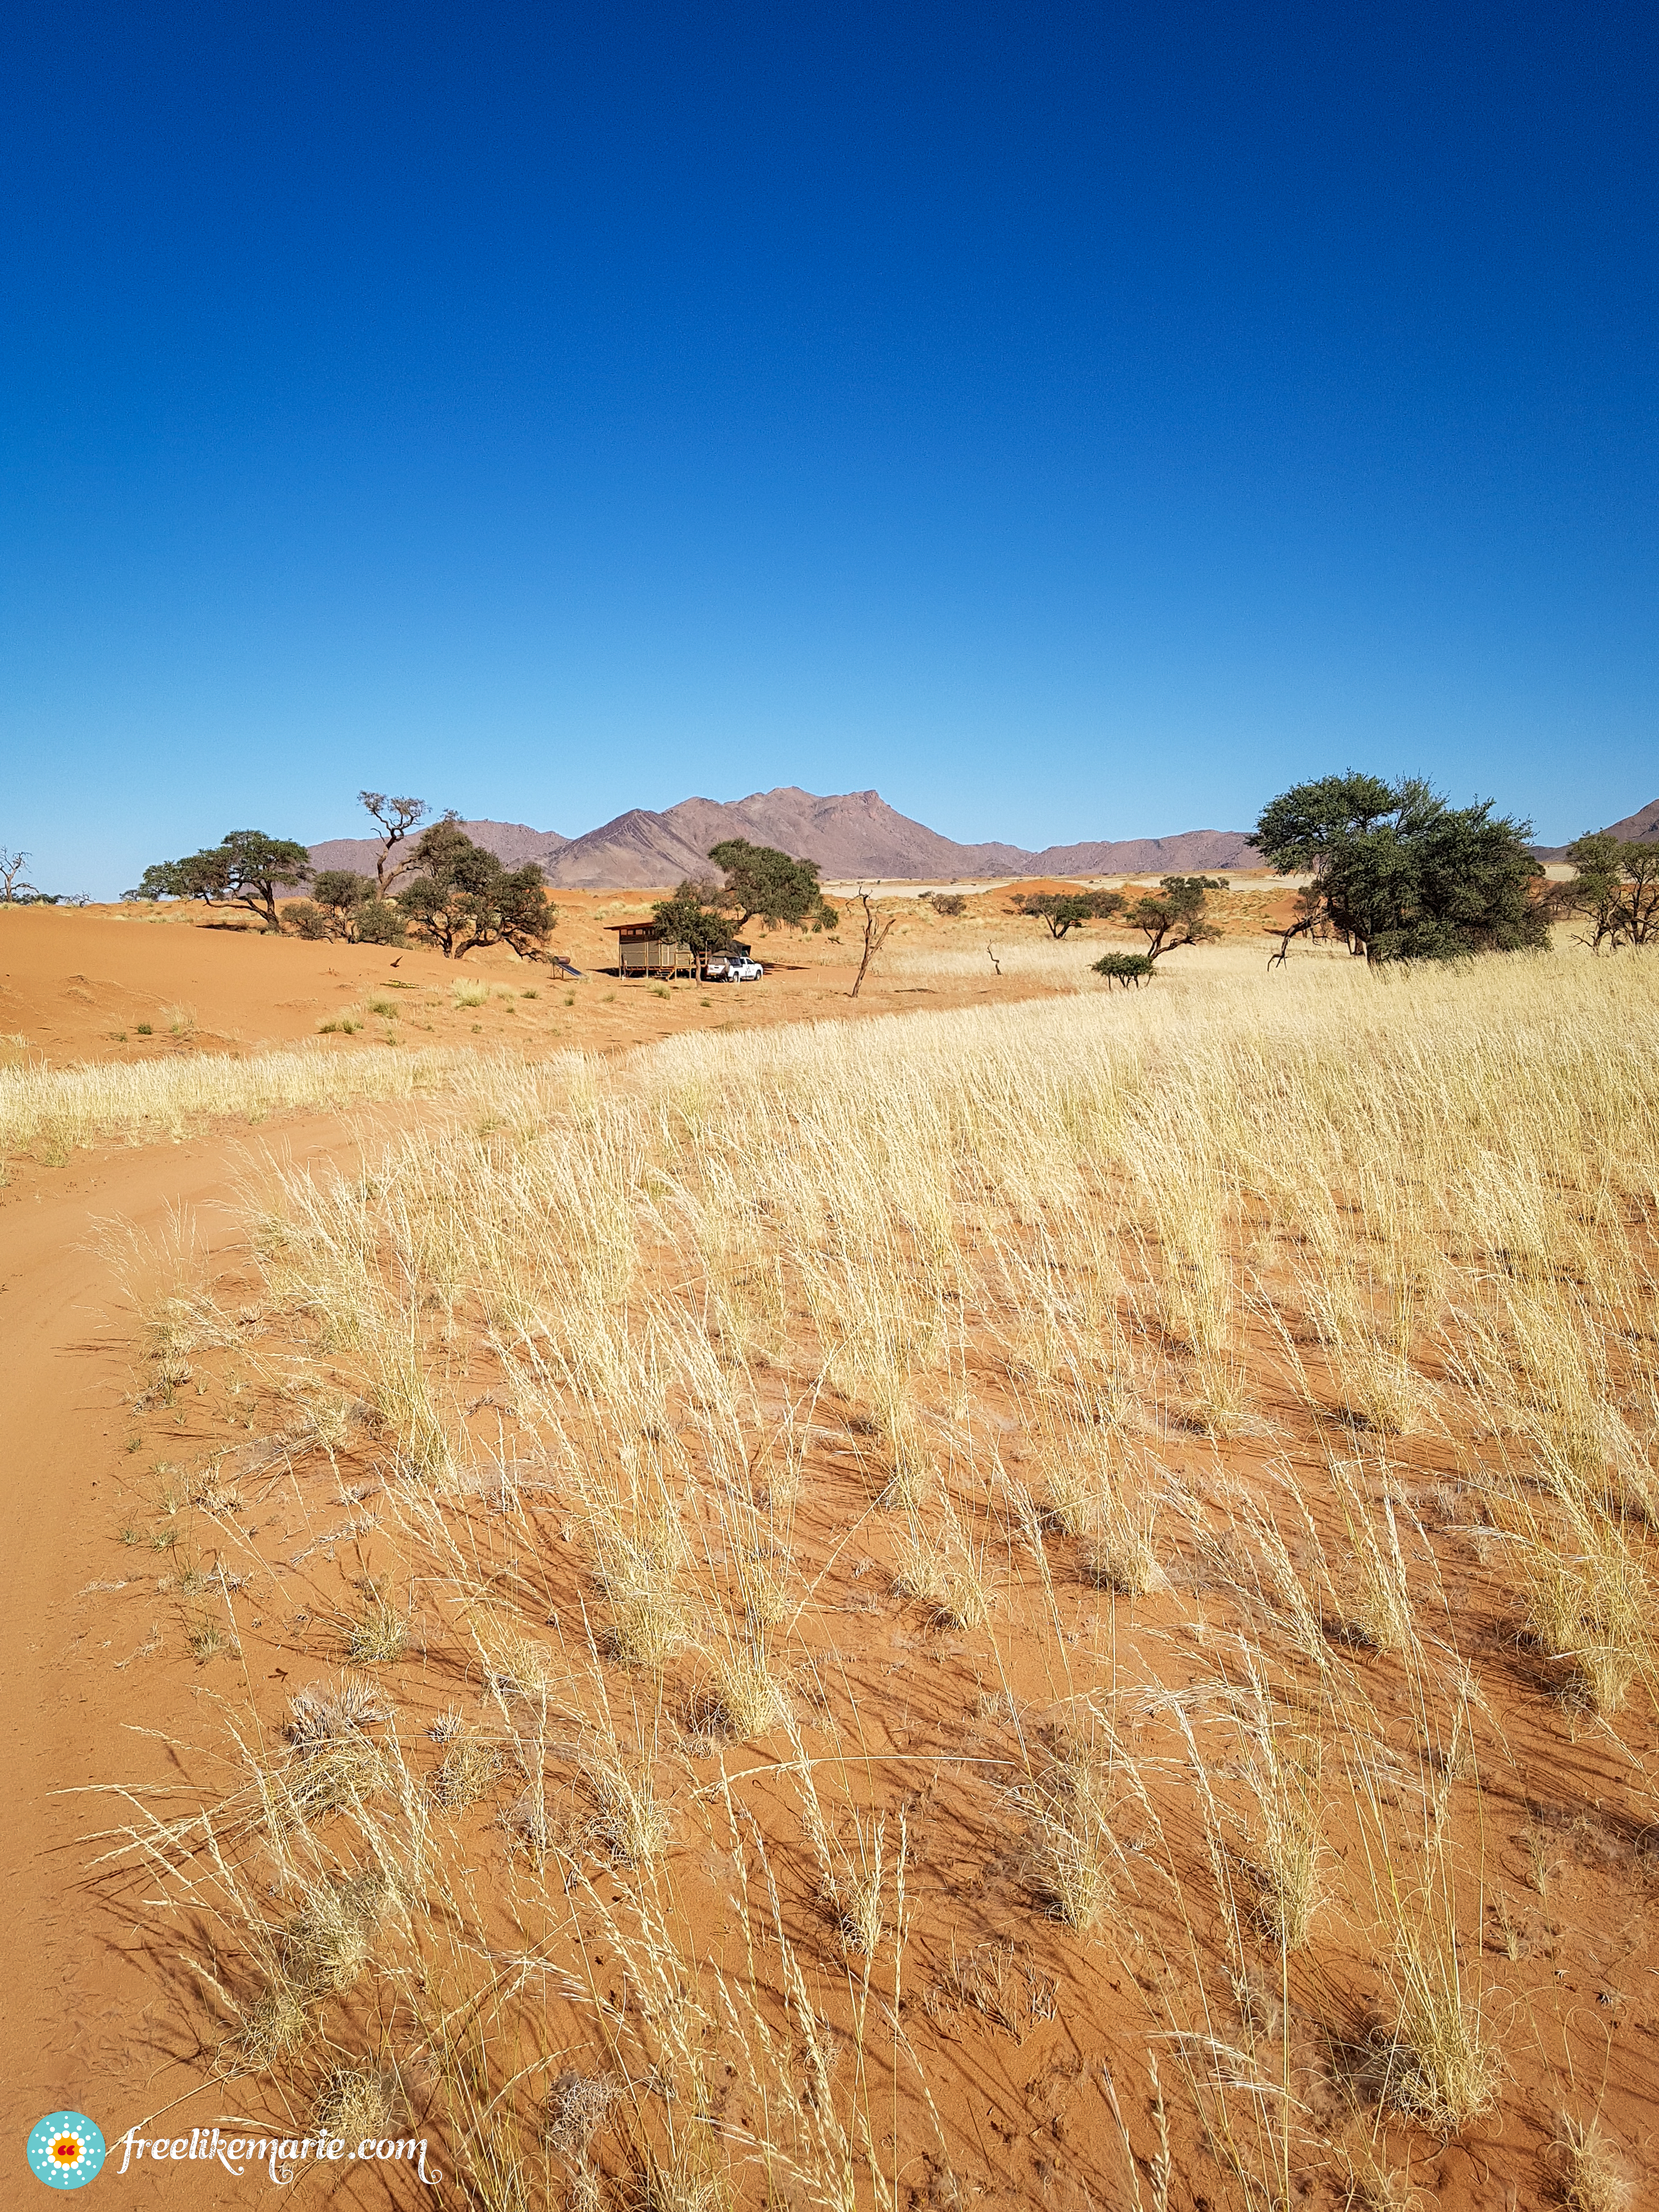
0,1116,399,2205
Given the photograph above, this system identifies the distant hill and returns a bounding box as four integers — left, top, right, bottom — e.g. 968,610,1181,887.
305,788,1259,889
306,819,570,879
1530,798,1659,862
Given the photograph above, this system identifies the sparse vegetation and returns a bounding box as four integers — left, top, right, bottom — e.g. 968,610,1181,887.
84,948,1659,2207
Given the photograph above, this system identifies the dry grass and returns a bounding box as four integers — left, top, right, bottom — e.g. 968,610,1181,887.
0,1039,489,1160
87,946,1659,2207
1555,2115,1631,2212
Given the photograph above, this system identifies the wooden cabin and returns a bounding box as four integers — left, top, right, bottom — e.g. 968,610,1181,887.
610,924,751,978
611,923,689,975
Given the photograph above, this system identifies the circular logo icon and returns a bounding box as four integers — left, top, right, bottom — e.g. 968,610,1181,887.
27,2114,105,2191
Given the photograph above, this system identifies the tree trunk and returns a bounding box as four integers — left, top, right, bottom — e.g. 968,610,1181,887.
849,891,895,998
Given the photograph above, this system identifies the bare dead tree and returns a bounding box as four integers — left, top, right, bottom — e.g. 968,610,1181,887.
0,847,37,903
986,943,1002,975
848,888,896,999
359,793,431,894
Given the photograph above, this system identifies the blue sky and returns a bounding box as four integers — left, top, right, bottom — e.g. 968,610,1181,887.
3,1,1654,895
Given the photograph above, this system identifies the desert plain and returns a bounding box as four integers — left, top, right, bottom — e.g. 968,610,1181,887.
2,889,1656,2212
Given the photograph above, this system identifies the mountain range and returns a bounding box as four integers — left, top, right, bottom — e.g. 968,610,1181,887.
306,786,1260,889
1529,798,1659,861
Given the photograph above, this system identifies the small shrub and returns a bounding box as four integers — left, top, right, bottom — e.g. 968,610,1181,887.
1092,952,1155,989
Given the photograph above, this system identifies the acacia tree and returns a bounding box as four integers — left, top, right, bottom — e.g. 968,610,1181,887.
650,879,738,977
1126,876,1226,962
1,847,37,903
126,831,313,931
1559,833,1659,951
1010,890,1125,939
396,820,554,958
288,870,407,945
1252,773,1547,966
359,792,431,894
707,839,839,934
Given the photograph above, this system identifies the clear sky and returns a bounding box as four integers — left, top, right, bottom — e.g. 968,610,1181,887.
4,1,1654,895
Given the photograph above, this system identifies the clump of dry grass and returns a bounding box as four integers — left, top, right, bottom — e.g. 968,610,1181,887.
1078,1488,1165,1596
313,2061,409,2142
1521,1533,1651,1714
581,1749,672,1863
1554,2115,1631,2212
281,1867,391,1995
430,1737,503,1809
892,1528,992,1627
287,1674,391,1752
1019,1724,1119,1929
700,1647,789,1739
342,1585,410,1664
1381,1965,1502,2134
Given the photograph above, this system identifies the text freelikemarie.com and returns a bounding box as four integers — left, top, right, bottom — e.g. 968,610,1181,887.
113,2126,441,2185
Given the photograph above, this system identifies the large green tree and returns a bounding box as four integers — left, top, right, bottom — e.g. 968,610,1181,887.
396,818,555,959
126,830,313,932
1251,774,1547,965
650,879,739,975
707,839,839,934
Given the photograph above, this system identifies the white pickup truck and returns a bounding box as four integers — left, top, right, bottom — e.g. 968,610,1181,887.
705,954,764,982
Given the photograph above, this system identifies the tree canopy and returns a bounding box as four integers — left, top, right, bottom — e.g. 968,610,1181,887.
1126,876,1227,962
288,870,408,945
359,792,430,893
706,839,839,933
1558,833,1659,951
1010,890,1125,939
396,818,555,959
651,879,739,973
1251,774,1547,965
126,830,313,932
1091,950,1156,988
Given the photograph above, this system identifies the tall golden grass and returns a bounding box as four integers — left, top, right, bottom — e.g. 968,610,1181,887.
91,945,1658,2205
0,1043,527,1164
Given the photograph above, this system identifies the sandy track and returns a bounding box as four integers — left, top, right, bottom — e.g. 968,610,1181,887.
0,1115,384,2202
